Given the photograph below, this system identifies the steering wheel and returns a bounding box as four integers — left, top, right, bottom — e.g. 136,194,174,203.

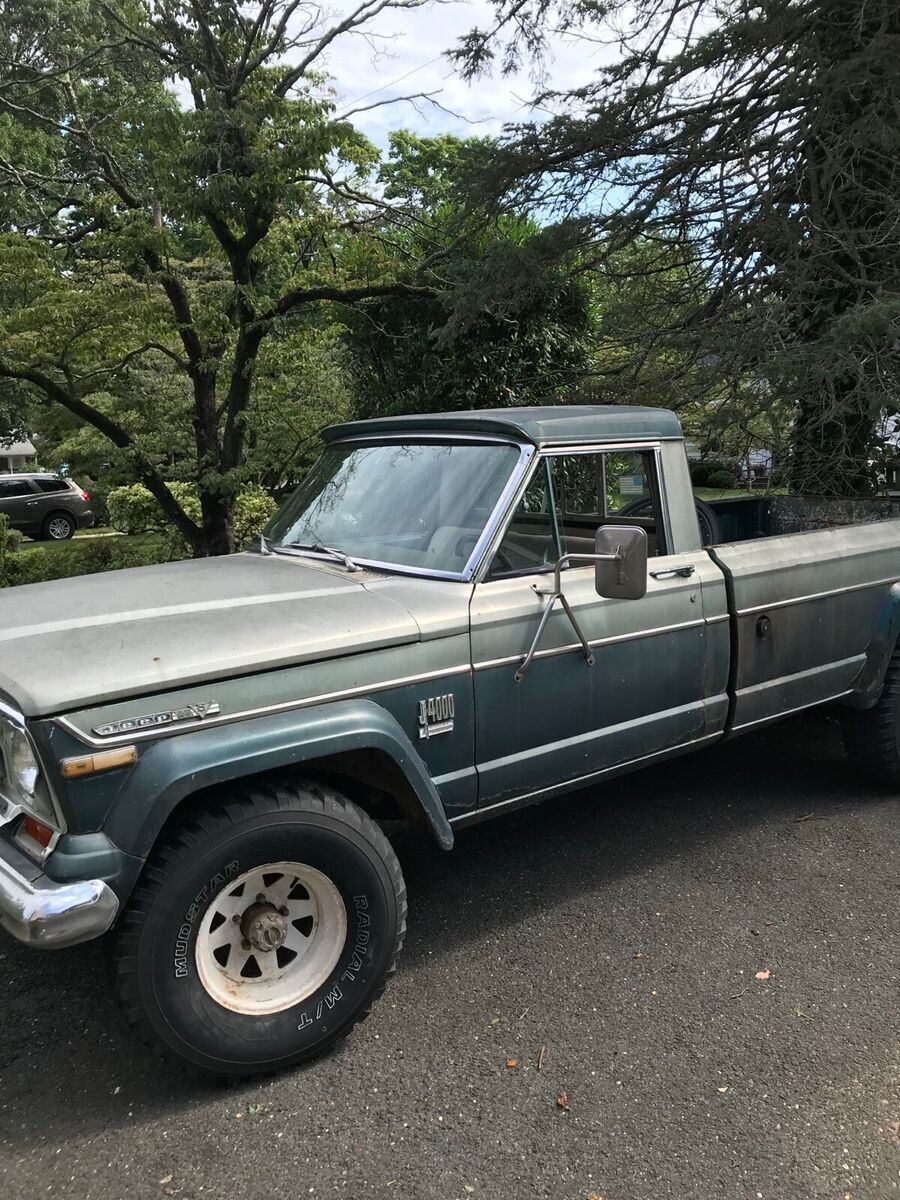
616,495,721,548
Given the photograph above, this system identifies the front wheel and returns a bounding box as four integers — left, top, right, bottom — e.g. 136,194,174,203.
108,780,406,1076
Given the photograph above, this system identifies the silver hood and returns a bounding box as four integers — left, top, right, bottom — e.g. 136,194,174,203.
0,553,422,717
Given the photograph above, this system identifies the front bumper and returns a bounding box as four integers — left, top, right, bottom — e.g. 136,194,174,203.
0,839,118,948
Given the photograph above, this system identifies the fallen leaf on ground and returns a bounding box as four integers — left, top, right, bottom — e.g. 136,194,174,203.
158,1177,173,1186
464,1187,475,1195
506,1058,517,1069
755,968,771,980
717,1087,728,1093
632,950,642,959
556,1091,570,1110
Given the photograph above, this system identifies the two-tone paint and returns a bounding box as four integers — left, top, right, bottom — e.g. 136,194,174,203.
1,404,899,948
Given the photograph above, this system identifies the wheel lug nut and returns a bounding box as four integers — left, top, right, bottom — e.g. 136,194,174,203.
279,906,289,916
232,914,241,924
241,938,251,951
256,893,266,902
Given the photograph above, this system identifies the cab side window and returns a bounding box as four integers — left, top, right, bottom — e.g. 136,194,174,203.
490,459,558,575
550,450,665,558
490,449,665,576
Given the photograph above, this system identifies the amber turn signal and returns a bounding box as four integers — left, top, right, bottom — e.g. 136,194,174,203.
61,745,138,778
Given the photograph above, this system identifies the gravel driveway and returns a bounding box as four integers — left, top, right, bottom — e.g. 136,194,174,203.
1,710,897,1200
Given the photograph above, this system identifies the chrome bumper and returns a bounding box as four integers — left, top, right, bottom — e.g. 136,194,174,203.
0,848,118,948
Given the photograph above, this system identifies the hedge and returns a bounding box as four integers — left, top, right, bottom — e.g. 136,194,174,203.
107,483,276,550
0,531,184,589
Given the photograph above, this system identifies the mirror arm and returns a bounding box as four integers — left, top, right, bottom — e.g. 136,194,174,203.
514,551,623,684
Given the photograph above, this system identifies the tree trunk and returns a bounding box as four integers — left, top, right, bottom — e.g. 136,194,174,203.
192,372,234,557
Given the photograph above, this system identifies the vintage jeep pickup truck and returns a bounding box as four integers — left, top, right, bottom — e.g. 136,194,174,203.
1,406,898,1075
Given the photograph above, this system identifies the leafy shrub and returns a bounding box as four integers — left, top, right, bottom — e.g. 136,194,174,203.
107,483,275,549
0,512,23,555
690,459,734,487
1,535,186,588
232,486,278,547
707,469,737,489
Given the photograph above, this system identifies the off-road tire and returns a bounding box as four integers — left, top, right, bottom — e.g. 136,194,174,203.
108,779,406,1076
841,647,900,787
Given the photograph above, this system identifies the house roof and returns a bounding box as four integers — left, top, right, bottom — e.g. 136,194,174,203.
1,440,36,456
323,405,682,447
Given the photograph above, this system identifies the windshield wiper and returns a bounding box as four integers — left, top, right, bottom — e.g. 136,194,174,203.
277,541,361,571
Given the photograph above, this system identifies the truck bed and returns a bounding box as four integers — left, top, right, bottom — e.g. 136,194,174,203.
705,516,900,733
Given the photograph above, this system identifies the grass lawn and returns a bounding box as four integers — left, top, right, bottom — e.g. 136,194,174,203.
17,528,166,553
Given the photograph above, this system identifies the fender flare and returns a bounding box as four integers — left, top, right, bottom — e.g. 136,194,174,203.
102,697,454,858
844,581,900,709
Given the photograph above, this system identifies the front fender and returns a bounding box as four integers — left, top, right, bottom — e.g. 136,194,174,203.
101,697,454,858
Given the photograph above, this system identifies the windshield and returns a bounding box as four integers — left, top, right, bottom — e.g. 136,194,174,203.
265,440,523,575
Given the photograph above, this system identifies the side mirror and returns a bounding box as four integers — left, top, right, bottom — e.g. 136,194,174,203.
594,525,648,600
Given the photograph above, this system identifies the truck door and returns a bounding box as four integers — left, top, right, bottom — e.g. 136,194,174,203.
470,445,721,806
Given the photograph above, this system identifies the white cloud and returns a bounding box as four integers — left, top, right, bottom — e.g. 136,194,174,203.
314,0,618,148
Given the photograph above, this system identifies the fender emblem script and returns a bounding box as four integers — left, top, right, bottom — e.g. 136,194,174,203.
93,702,221,738
417,694,455,740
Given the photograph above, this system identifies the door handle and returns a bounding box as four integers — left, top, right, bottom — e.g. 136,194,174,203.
650,564,695,579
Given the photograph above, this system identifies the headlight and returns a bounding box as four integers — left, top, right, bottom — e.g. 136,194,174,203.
0,716,57,827
7,726,39,796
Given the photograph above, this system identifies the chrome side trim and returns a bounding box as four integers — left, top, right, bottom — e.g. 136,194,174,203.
450,731,724,827
56,663,475,749
472,616,707,672
735,574,900,616
730,689,854,732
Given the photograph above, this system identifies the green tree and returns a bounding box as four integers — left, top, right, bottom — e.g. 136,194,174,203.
0,0,441,553
347,132,595,416
454,0,900,495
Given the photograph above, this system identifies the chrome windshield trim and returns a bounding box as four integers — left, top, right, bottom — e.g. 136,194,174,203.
55,662,475,749
269,435,533,584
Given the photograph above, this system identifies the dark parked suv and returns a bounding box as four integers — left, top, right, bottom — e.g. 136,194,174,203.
0,474,95,541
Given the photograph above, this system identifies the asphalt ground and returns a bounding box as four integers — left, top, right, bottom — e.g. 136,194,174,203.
1,709,897,1200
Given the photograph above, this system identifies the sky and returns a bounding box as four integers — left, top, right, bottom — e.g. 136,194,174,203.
312,0,618,149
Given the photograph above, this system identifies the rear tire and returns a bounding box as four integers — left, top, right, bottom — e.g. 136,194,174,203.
108,779,406,1076
841,647,900,787
43,512,75,540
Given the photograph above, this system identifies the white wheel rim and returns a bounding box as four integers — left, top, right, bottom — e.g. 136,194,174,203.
48,518,70,539
195,862,347,1015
